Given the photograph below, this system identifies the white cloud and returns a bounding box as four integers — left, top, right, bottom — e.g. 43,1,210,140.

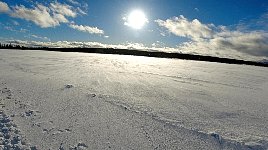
0,1,9,13
2,2,77,28
236,12,268,31
69,24,104,35
155,15,214,40
20,28,28,33
77,7,87,15
50,2,76,18
3,25,28,33
1,2,102,37
4,26,16,32
151,41,165,48
11,4,60,28
12,20,19,25
30,34,50,41
214,31,268,56
67,0,79,5
53,13,69,23
156,15,268,59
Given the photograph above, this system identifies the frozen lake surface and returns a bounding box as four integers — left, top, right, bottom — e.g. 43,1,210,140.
0,49,268,149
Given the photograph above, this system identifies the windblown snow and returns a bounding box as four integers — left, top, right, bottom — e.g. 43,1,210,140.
0,49,268,149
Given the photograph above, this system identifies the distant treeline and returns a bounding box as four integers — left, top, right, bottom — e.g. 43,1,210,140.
0,43,26,49
0,43,267,67
0,43,48,49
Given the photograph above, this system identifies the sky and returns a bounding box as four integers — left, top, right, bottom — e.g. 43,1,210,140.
0,0,268,61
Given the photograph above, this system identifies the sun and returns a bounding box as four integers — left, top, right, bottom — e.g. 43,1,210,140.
125,10,148,29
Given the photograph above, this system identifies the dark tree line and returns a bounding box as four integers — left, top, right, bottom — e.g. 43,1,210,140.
0,43,26,49
0,43,48,50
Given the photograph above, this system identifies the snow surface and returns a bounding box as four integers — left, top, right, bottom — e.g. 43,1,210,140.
0,49,268,149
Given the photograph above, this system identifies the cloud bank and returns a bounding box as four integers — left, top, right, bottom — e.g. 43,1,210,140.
2,39,266,61
156,15,268,58
3,40,178,53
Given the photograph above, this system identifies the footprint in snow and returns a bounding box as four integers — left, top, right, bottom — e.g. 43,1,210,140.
25,110,34,117
65,84,74,89
22,110,40,117
0,111,37,149
70,142,88,150
1,87,12,100
65,128,71,132
88,93,96,98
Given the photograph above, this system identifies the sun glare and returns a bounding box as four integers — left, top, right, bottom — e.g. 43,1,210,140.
126,10,148,29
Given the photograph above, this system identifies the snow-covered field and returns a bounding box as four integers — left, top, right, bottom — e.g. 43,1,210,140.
0,49,268,150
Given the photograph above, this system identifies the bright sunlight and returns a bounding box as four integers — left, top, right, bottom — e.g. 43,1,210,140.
125,10,148,29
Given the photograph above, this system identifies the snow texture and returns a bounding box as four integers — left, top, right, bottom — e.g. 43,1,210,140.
0,49,268,149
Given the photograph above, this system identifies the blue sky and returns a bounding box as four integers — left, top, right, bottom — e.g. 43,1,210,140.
0,0,268,61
